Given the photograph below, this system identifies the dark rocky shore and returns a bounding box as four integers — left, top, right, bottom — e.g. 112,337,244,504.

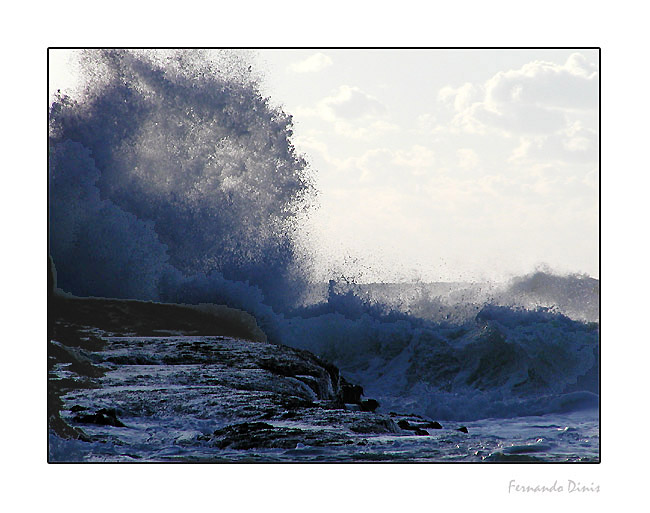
49,287,467,462
48,255,470,461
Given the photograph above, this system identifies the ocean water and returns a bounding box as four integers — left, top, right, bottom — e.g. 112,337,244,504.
50,409,598,463
48,49,599,462
49,332,597,463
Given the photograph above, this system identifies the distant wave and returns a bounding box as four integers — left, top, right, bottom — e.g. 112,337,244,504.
496,271,599,323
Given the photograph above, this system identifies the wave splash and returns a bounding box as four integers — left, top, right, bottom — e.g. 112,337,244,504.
50,49,313,312
49,50,599,421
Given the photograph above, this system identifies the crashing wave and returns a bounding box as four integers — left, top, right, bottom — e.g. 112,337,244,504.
49,50,599,421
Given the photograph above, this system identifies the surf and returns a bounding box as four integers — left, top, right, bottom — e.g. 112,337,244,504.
49,49,599,423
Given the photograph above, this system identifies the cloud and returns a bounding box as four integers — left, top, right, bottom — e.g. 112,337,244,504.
430,52,599,181
332,89,385,119
483,54,597,112
346,145,436,184
509,121,598,165
456,148,479,170
287,52,333,73
293,140,437,187
295,85,395,138
316,85,386,120
390,145,436,176
438,83,478,112
439,53,598,137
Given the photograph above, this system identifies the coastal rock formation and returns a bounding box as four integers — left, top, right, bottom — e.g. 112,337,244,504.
48,294,413,461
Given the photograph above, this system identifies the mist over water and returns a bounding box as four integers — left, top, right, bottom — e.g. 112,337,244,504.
49,50,599,421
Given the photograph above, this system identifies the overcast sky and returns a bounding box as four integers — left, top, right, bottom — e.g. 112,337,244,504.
50,49,599,283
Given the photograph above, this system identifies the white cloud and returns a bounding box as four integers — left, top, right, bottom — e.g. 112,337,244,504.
319,85,386,120
509,121,598,165
483,53,597,111
456,148,479,170
427,52,600,192
438,82,478,112
295,85,396,139
439,53,598,137
392,145,435,171
287,52,333,73
348,145,435,184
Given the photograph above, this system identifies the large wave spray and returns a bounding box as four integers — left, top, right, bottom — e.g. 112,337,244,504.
49,49,313,312
49,50,599,421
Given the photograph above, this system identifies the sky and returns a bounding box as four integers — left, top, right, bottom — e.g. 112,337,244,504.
49,48,599,283
256,49,599,283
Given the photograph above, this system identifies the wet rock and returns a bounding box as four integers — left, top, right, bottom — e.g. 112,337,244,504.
257,350,340,401
50,294,266,341
208,422,349,450
49,295,415,462
219,421,273,434
106,355,158,365
279,395,316,410
485,452,543,462
48,341,105,378
457,426,469,433
413,428,429,436
49,413,90,441
359,399,380,412
349,417,398,434
260,409,277,420
319,399,346,411
48,254,56,301
51,323,107,351
398,419,441,432
73,408,126,427
341,383,363,404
